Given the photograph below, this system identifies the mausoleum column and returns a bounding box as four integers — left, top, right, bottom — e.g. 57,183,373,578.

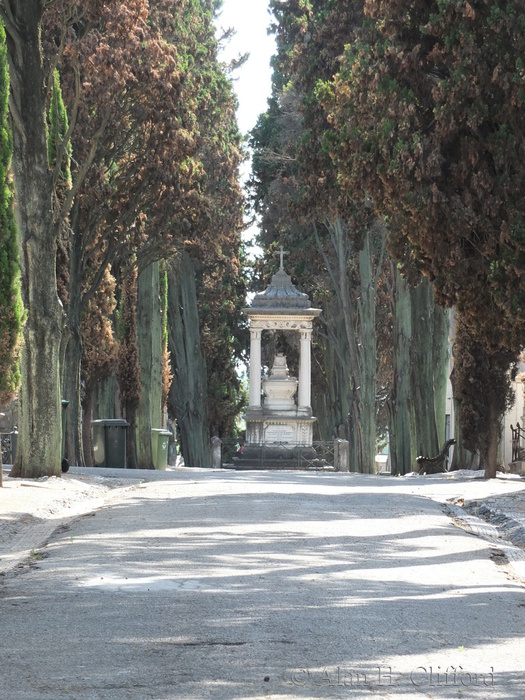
298,328,312,411
249,328,262,408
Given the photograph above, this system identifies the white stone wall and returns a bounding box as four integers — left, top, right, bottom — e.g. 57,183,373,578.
502,368,525,467
445,346,525,469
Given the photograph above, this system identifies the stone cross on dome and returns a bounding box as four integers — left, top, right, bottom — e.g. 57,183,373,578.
274,245,289,271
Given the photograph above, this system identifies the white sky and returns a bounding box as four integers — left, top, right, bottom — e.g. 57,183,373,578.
215,0,276,258
215,0,276,137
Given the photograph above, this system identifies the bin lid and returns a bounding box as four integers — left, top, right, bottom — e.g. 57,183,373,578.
151,428,171,436
91,419,130,427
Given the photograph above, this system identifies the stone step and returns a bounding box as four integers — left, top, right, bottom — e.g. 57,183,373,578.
225,458,335,471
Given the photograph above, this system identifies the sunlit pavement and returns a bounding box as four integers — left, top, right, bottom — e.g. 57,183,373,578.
1,468,525,699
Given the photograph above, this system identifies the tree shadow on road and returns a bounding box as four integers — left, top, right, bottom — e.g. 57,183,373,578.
1,481,524,699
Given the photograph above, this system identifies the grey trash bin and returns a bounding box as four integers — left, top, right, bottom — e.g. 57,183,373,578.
91,419,129,468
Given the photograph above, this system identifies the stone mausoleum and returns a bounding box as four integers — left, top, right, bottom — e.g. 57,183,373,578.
236,248,321,468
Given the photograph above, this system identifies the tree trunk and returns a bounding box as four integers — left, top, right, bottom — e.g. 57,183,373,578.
357,231,377,473
62,303,83,469
117,269,140,469
124,405,139,470
136,261,163,469
433,303,450,447
166,252,210,467
313,301,351,442
7,4,62,477
330,218,363,470
311,339,332,441
83,375,118,466
484,403,500,479
82,388,94,467
62,325,83,467
410,278,441,459
315,217,377,473
390,266,412,475
94,374,118,421
450,380,477,470
62,214,85,467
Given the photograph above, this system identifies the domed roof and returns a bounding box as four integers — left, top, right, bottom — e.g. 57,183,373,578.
250,267,311,310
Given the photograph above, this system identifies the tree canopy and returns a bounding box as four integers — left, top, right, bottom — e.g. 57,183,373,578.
0,0,247,473
314,0,525,475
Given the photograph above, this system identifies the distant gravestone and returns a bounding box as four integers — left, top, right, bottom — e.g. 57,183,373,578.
211,436,222,469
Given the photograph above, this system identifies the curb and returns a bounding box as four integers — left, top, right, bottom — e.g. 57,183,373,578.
0,481,139,577
465,501,525,549
445,502,525,582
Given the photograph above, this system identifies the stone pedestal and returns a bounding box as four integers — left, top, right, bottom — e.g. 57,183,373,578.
262,353,297,411
245,415,315,449
242,354,317,464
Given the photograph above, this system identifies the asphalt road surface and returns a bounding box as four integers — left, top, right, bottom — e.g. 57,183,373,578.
1,469,525,700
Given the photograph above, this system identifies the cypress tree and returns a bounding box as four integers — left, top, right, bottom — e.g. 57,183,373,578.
0,22,23,405
159,261,172,412
47,68,72,190
0,23,23,486
47,68,72,307
116,269,141,468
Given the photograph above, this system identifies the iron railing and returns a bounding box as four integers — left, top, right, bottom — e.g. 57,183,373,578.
511,422,525,462
220,438,244,465
218,438,337,470
1,431,17,465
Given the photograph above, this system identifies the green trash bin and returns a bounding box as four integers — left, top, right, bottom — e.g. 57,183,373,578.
91,419,129,468
61,400,70,472
151,429,171,470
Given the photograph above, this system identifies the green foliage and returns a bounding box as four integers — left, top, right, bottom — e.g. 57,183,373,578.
47,67,72,308
159,261,169,349
81,265,117,393
328,0,525,331
0,23,22,402
250,1,390,470
116,270,140,411
38,0,248,440
47,69,72,189
146,0,248,436
453,316,516,466
159,260,172,410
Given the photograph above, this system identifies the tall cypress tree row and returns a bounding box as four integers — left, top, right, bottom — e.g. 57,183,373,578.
0,23,22,486
251,1,452,473
323,0,525,476
0,22,22,406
